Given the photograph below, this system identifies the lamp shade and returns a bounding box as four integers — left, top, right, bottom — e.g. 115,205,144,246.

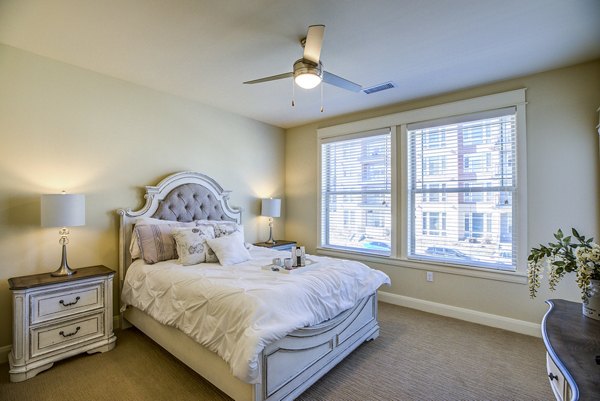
41,193,85,227
261,198,281,218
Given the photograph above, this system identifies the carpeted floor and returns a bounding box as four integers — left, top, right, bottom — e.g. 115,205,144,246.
0,302,553,401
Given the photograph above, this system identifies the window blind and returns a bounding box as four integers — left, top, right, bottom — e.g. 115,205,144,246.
321,129,392,255
407,108,517,270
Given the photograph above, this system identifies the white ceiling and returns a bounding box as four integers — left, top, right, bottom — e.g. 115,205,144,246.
0,0,599,129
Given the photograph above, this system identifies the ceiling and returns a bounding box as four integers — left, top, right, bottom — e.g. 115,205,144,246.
0,0,599,129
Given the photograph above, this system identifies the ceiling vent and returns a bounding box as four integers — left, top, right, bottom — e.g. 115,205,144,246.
362,82,396,94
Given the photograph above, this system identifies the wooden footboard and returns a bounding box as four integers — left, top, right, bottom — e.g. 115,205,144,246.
124,292,379,401
262,292,379,401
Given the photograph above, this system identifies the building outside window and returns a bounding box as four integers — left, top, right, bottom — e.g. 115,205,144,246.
408,108,518,270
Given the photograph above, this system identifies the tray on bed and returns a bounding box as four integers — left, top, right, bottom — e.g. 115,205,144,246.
261,259,318,274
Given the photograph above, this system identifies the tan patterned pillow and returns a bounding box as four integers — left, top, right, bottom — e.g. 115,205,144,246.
130,218,195,259
134,224,182,264
172,226,216,266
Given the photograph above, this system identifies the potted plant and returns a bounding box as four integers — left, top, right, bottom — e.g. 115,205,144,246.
528,228,600,320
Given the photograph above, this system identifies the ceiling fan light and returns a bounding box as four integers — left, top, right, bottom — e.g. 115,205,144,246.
295,73,322,89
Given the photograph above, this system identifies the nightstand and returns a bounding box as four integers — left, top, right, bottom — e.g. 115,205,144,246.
254,240,297,251
8,265,116,382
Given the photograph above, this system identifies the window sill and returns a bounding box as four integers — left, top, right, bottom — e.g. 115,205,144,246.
316,247,528,284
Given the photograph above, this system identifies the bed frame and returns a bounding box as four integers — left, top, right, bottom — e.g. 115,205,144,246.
117,172,381,401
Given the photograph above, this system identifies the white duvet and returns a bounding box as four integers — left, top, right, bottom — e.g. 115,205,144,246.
121,246,390,383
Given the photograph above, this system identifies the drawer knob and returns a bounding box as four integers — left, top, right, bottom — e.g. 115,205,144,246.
59,296,80,307
548,372,559,381
59,326,81,338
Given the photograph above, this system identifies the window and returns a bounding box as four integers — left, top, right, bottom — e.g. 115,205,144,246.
422,211,447,236
317,89,525,279
320,129,391,255
408,108,517,270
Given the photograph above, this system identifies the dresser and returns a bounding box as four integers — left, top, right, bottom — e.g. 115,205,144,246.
8,265,116,382
542,299,600,401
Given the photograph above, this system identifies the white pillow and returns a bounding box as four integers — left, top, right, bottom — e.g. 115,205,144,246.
129,217,195,259
205,232,251,266
172,225,216,266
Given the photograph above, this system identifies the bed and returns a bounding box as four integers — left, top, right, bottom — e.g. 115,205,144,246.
118,171,389,401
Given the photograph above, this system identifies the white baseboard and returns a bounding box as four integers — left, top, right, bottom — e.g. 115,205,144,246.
1,315,122,364
378,290,541,337
0,344,11,364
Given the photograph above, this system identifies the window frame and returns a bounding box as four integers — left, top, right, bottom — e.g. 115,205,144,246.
317,89,527,284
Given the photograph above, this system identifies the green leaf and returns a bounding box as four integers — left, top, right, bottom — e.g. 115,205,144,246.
572,228,580,238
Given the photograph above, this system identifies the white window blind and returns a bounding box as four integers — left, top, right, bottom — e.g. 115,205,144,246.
321,129,392,255
407,107,517,270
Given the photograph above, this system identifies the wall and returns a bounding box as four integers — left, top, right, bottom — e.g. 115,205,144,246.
0,44,285,348
285,60,600,326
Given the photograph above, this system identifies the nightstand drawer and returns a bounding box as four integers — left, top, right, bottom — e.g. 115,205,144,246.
30,312,105,358
30,283,104,324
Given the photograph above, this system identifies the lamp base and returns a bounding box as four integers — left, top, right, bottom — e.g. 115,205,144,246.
51,265,77,277
266,221,276,244
51,243,77,277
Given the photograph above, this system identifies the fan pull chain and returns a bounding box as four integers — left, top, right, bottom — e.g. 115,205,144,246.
291,79,295,107
320,82,324,113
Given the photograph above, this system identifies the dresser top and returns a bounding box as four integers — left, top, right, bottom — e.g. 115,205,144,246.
543,299,600,401
8,265,115,290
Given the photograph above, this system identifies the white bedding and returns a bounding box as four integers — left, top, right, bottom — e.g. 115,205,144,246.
121,246,390,383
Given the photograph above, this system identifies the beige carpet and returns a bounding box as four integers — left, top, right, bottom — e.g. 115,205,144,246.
0,303,553,401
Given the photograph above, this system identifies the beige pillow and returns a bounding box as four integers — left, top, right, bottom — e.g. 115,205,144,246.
130,217,195,259
205,232,251,266
172,226,216,266
134,223,182,264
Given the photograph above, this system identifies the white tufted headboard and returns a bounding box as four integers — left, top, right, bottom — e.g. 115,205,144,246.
117,172,241,290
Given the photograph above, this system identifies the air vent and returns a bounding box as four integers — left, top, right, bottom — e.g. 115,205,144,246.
362,82,396,94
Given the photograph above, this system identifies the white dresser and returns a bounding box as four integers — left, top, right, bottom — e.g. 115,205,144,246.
8,265,116,382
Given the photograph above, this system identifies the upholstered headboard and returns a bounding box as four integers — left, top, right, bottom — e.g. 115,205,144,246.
117,172,241,288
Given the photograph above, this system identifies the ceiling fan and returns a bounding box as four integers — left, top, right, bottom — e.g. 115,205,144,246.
243,25,362,92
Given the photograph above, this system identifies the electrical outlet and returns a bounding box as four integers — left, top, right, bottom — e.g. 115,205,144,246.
426,271,434,282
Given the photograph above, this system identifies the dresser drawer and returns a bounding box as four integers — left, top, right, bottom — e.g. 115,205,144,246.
30,312,105,358
546,353,566,401
30,283,104,324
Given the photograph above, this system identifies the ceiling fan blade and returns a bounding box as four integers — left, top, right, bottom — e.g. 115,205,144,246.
323,71,362,92
243,72,293,84
303,24,325,64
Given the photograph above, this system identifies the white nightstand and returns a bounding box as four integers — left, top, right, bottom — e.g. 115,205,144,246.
8,265,116,382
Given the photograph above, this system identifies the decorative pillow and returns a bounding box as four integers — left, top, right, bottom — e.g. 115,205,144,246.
172,225,216,266
130,217,195,259
213,222,244,238
205,232,251,266
134,223,183,264
195,220,243,238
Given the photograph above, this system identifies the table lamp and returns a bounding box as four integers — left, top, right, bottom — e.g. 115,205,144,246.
261,198,281,244
41,192,85,276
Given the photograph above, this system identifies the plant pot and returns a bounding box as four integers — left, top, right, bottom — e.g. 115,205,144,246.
582,279,600,320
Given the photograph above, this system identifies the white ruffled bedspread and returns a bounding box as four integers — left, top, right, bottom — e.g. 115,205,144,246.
121,246,390,383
